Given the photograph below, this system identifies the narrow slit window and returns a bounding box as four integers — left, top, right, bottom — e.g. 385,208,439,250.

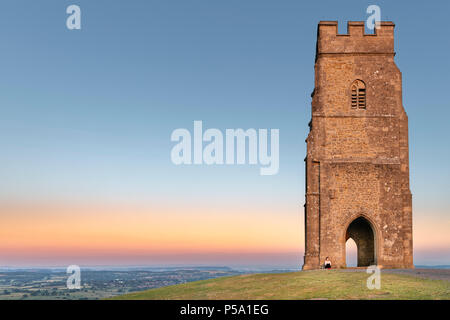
350,80,366,109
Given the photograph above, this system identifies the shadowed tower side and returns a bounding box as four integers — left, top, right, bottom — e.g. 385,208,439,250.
303,21,413,269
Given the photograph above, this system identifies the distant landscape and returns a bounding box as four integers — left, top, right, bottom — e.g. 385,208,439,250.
0,266,295,300
0,265,448,300
0,267,247,300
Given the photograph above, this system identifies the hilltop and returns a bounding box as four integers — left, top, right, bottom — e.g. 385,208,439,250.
111,269,449,300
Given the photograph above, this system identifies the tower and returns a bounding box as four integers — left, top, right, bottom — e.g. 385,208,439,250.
302,21,413,269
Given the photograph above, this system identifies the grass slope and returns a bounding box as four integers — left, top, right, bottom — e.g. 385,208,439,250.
112,270,450,300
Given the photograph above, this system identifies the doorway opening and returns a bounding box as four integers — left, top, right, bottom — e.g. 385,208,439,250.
345,238,358,267
345,217,376,267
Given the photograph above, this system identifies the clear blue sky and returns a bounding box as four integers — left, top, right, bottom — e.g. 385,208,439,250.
0,0,449,267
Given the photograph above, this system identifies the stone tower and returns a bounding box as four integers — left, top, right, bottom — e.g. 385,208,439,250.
302,21,413,269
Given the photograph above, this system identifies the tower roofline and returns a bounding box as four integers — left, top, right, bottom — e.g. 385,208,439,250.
315,20,396,61
318,21,395,36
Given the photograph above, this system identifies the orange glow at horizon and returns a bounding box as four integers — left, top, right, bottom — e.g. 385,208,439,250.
0,200,449,266
0,201,302,262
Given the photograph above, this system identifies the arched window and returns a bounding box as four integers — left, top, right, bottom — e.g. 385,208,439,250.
350,80,366,109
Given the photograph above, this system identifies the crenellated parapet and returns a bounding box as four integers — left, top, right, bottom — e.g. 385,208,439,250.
316,21,395,59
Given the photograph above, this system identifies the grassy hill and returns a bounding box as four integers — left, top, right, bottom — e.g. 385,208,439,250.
111,270,449,300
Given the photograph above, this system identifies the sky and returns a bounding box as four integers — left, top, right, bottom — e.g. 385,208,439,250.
0,0,449,268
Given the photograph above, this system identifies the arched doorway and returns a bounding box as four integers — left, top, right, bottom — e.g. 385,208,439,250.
345,217,376,267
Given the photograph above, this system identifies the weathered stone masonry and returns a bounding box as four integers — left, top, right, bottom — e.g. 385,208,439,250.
302,21,413,269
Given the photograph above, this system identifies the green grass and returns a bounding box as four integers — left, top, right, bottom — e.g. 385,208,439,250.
110,270,450,300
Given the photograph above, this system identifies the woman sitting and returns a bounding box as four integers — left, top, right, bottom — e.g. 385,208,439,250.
324,257,332,269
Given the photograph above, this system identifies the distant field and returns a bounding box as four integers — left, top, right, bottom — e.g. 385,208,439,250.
0,269,242,300
112,270,450,300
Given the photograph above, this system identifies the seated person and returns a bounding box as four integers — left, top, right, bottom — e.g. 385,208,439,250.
324,257,332,269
